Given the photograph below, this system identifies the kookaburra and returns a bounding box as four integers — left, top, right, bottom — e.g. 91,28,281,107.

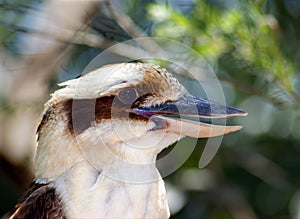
7,63,246,219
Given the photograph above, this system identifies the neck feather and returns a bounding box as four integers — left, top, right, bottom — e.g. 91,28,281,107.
54,160,170,219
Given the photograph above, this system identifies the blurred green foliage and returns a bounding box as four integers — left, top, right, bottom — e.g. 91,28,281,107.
148,0,298,106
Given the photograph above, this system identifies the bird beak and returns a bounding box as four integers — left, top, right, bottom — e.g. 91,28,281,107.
132,94,247,138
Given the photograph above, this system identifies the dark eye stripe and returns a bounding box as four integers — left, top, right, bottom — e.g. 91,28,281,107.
37,86,157,137
41,96,150,135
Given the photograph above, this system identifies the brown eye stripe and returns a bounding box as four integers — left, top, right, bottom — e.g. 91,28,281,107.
42,96,149,135
63,98,98,135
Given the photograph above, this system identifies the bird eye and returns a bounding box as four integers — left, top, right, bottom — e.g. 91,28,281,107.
117,87,138,105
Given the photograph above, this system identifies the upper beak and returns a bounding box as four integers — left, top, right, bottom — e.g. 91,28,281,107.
132,94,247,138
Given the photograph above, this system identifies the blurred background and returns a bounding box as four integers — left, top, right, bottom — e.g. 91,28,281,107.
1,0,300,218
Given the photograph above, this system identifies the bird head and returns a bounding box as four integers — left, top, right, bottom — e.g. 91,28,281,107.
35,63,247,181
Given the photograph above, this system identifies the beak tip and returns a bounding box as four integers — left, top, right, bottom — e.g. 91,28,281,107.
220,125,243,136
233,125,243,132
226,106,248,118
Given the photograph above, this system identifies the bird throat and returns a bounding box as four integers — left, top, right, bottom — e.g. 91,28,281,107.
54,160,170,219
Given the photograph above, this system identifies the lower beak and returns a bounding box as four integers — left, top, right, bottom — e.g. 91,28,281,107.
132,94,247,138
